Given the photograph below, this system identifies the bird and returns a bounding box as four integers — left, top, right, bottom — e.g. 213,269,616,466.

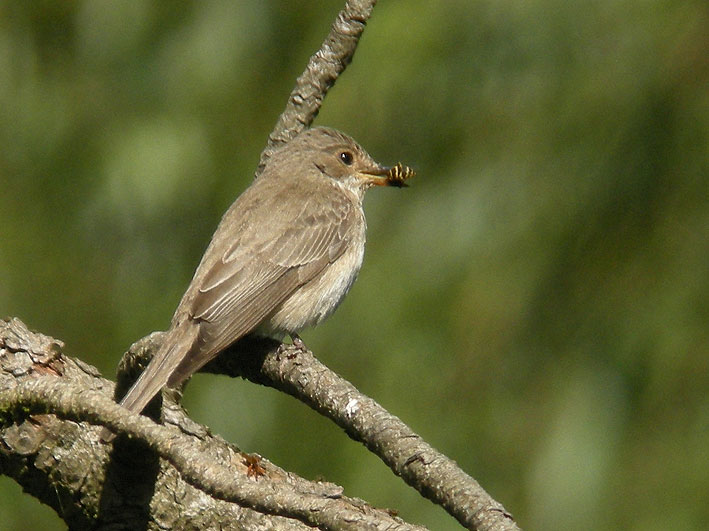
113,126,414,420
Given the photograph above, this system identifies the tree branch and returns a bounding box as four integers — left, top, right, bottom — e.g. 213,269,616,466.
206,338,517,530
216,342,518,530
0,318,423,530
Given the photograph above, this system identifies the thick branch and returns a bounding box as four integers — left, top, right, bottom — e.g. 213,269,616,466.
255,0,378,175
0,318,423,530
2,379,420,531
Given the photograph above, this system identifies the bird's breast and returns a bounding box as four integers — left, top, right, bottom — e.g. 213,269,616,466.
258,209,367,336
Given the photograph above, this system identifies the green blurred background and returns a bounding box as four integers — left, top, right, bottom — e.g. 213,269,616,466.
1,1,707,529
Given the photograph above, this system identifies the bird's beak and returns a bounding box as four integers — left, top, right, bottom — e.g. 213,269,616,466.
359,163,415,188
359,164,392,187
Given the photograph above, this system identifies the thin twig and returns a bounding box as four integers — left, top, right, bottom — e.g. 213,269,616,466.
204,339,520,531
255,0,378,176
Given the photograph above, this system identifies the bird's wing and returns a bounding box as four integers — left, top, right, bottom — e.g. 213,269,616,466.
118,179,357,415
188,181,354,357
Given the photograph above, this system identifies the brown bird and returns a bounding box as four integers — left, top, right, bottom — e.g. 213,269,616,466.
115,127,414,418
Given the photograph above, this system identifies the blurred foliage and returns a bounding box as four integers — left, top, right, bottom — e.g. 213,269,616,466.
1,1,707,529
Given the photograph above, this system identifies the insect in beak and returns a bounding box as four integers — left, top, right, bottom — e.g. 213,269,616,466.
360,163,416,187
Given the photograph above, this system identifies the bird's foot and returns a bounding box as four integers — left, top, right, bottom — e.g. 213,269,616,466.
291,333,306,350
288,333,306,358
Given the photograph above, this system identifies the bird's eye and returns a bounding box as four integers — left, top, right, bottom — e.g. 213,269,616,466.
339,151,354,165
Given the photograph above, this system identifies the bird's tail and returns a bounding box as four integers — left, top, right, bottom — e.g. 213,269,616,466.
100,324,199,441
119,324,200,414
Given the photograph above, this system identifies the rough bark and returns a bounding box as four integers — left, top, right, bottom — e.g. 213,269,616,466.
0,318,518,530
0,318,423,530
